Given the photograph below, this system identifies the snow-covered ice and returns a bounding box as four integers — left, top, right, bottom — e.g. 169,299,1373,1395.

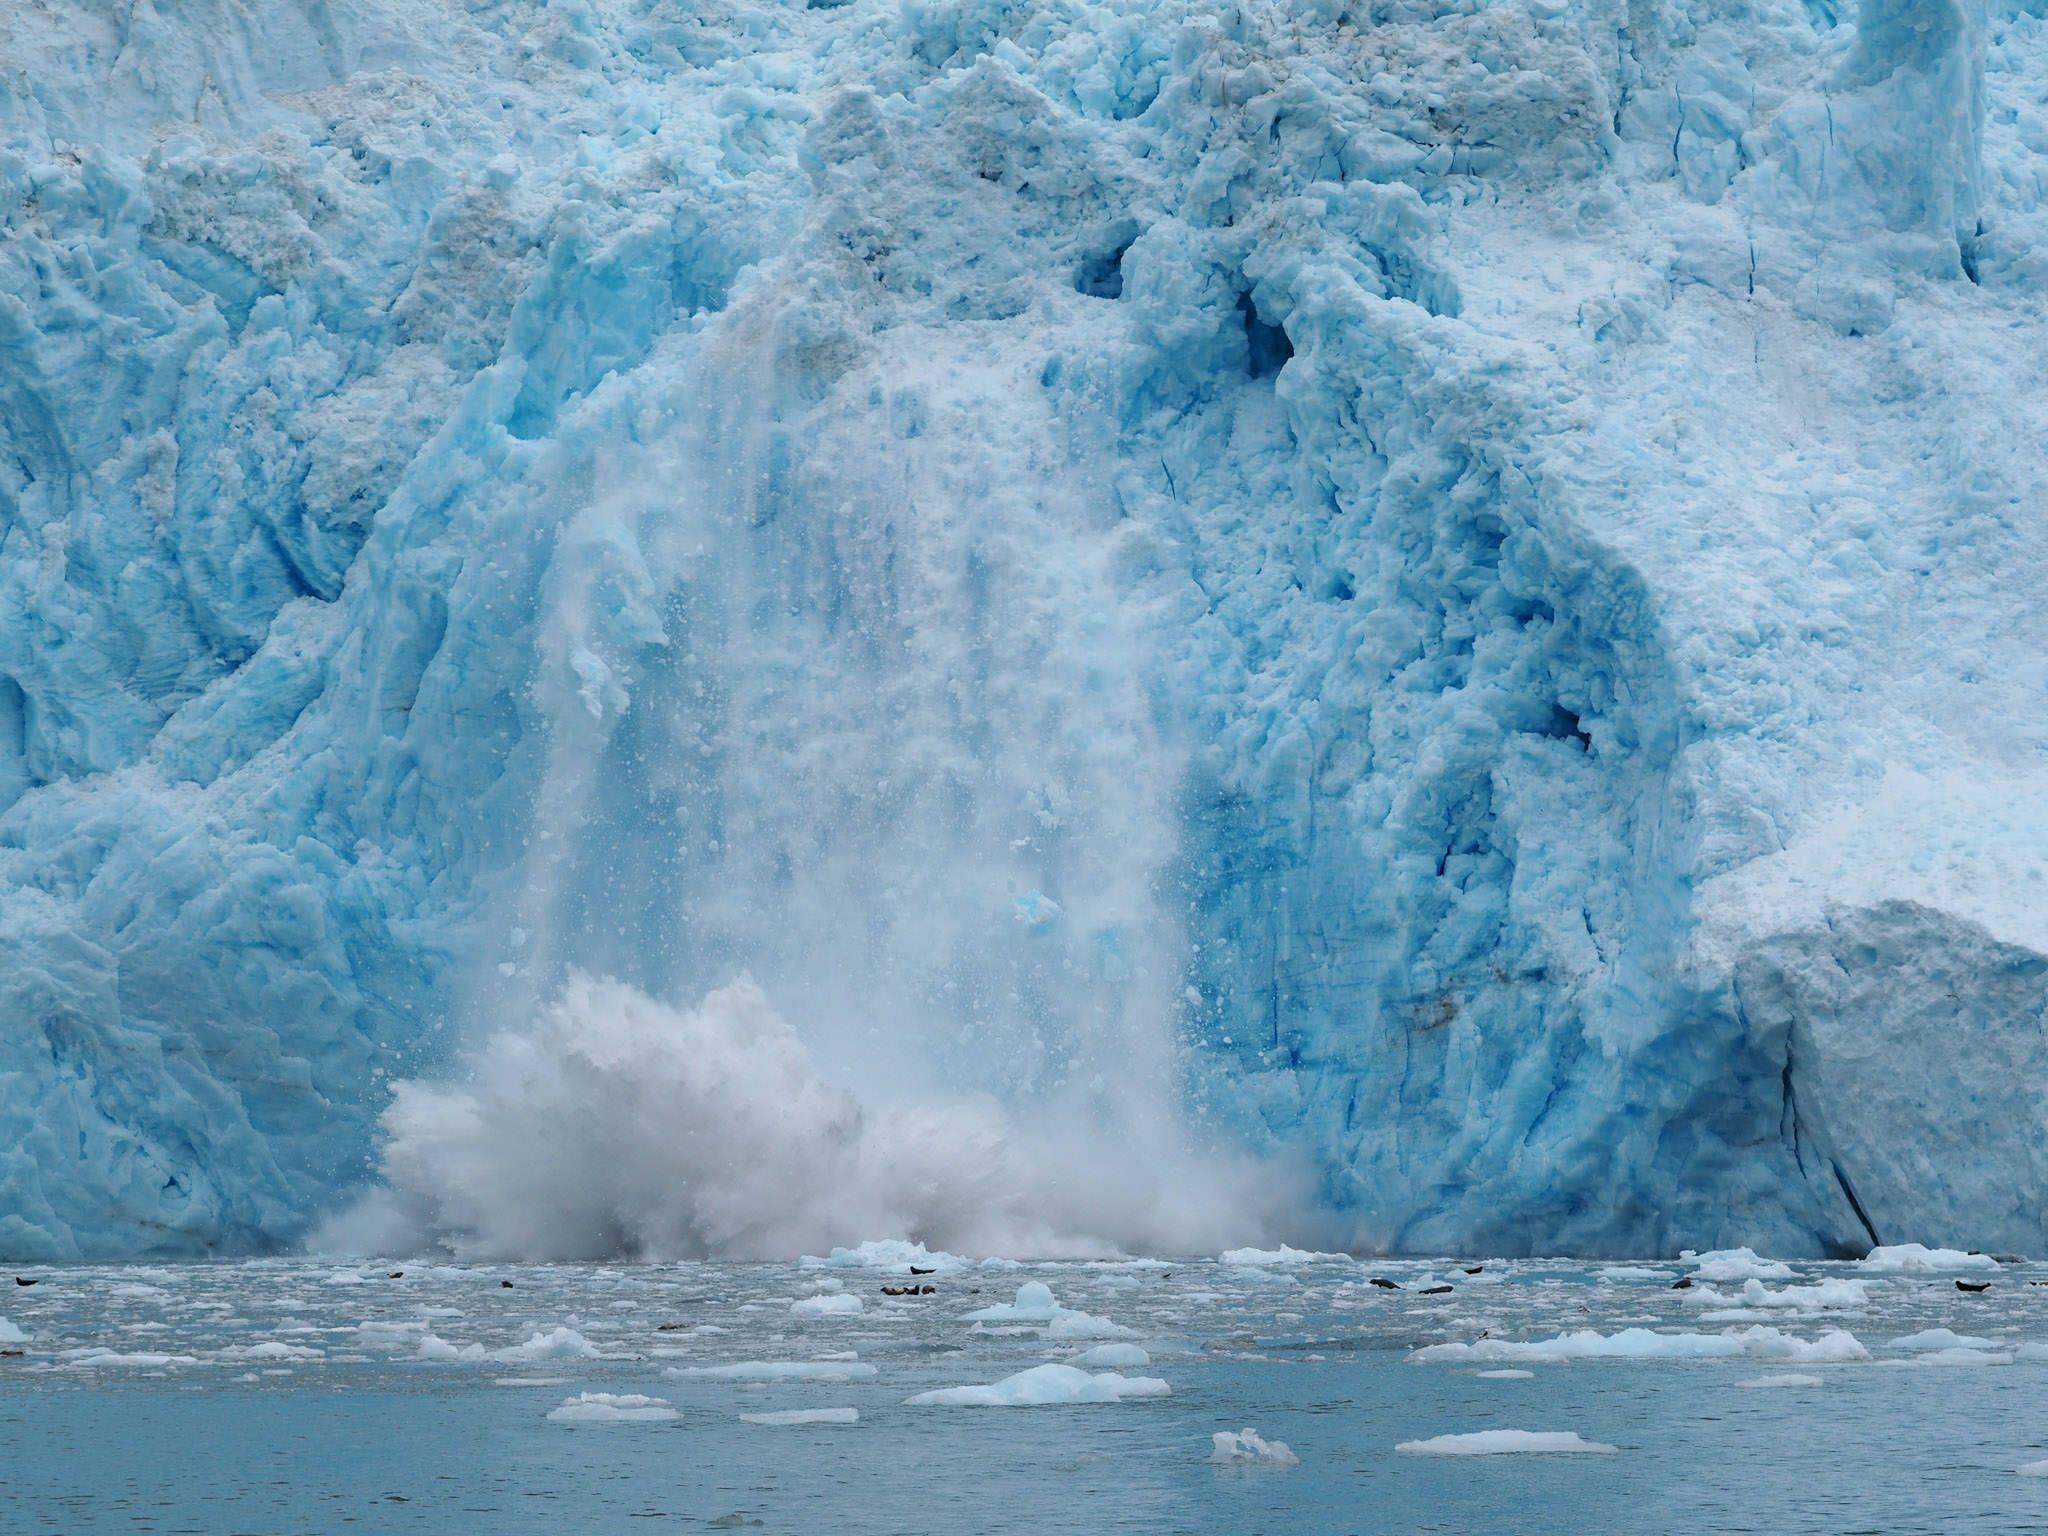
1067,1344,1151,1369
1858,1247,2000,1275
1397,1432,1618,1457
1412,1326,1868,1363
546,1393,679,1424
907,1364,1170,1407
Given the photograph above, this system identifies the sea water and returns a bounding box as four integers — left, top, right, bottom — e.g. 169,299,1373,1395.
6,1251,2047,1534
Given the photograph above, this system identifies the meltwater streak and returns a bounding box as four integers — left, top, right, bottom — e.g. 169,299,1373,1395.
348,264,1302,1260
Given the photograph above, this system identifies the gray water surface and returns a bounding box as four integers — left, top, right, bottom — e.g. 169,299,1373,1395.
5,1253,2045,1534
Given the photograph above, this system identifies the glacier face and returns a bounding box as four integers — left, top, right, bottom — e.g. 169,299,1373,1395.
2,0,2045,1260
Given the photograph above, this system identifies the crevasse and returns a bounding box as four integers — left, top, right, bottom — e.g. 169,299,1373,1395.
1,0,2044,1259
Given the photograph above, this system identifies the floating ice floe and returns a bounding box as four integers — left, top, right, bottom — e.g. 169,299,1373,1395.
1686,1249,1795,1283
1477,1369,1535,1380
1209,1428,1299,1466
739,1408,859,1426
791,1294,863,1318
907,1363,1170,1407
963,1282,1133,1339
1889,1328,1996,1351
1397,1431,1617,1456
1735,1374,1824,1389
798,1241,969,1275
1596,1267,1666,1282
61,1348,198,1368
499,1326,599,1361
1219,1246,1349,1266
1691,1278,1871,1316
2018,1460,2048,1477
1857,1245,1998,1274
0,1317,25,1343
1900,1347,2013,1367
1067,1343,1150,1369
219,1341,324,1362
1412,1327,1867,1364
547,1393,679,1423
668,1359,878,1382
417,1334,486,1362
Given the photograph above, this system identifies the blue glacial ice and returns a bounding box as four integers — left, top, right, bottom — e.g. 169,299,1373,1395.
2,0,2046,1260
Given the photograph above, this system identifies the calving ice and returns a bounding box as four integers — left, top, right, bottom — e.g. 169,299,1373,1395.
3,0,2046,1263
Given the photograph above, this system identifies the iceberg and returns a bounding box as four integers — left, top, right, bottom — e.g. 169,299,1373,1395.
3,0,2046,1261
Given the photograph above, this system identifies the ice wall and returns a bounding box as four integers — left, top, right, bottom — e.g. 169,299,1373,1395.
1,0,2044,1259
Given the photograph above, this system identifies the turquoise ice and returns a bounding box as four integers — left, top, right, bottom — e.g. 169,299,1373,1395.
2,0,2045,1258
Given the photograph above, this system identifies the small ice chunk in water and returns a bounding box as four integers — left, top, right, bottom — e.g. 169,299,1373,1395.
1012,891,1063,934
739,1408,859,1426
0,1317,25,1344
790,1294,863,1318
1889,1328,1996,1352
1220,1246,1349,1266
1735,1374,1824,1389
798,1241,967,1274
907,1363,1170,1407
1045,1310,1136,1340
1067,1343,1150,1368
500,1326,599,1361
1478,1369,1535,1379
964,1281,1131,1338
418,1334,486,1362
1858,1245,1997,1274
1209,1427,1300,1466
964,1282,1060,1322
547,1393,679,1423
1688,1249,1795,1283
1397,1431,1618,1456
1413,1326,1866,1364
2018,1460,2048,1477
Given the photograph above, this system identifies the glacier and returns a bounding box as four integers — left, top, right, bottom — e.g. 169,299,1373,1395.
2,0,2045,1261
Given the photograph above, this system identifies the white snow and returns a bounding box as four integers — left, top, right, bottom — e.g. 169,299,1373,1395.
1209,1428,1300,1466
906,1363,1170,1407
546,1393,679,1424
1397,1431,1618,1457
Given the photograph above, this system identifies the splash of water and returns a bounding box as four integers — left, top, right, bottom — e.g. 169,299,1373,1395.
328,973,1294,1260
323,264,1303,1259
